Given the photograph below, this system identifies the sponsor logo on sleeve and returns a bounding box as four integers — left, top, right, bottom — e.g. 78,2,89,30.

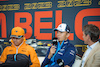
70,50,75,56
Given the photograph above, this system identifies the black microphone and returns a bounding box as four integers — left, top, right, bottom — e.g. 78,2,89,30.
52,37,58,46
57,59,64,67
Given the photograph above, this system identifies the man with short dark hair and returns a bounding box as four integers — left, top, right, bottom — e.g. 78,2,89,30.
0,27,40,67
80,24,100,67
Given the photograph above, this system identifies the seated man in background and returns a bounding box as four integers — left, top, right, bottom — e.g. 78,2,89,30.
80,24,100,67
0,27,40,67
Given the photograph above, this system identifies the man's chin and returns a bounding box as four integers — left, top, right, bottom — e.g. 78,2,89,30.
84,42,87,44
14,43,19,46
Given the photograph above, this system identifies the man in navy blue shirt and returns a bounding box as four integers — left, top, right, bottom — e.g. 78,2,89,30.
41,23,76,67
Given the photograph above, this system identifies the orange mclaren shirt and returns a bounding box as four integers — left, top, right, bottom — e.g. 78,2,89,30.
0,41,40,67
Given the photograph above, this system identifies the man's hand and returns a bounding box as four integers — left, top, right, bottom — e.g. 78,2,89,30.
48,46,56,59
0,61,3,64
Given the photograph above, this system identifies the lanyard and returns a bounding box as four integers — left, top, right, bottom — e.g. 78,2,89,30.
50,40,64,64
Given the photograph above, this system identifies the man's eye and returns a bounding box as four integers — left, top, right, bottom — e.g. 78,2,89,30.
57,31,63,33
12,37,19,39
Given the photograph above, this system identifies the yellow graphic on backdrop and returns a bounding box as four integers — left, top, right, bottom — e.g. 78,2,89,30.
0,0,98,11
57,0,92,8
0,4,20,11
24,2,52,10
75,45,87,52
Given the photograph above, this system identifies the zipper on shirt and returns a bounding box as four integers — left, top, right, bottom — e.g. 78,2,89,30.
13,41,24,61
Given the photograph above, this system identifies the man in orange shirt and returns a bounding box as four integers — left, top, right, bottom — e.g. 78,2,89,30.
0,27,40,67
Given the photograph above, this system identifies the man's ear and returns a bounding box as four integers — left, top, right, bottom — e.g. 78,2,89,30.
22,35,25,38
66,33,70,38
11,39,13,43
87,34,91,40
23,35,26,41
